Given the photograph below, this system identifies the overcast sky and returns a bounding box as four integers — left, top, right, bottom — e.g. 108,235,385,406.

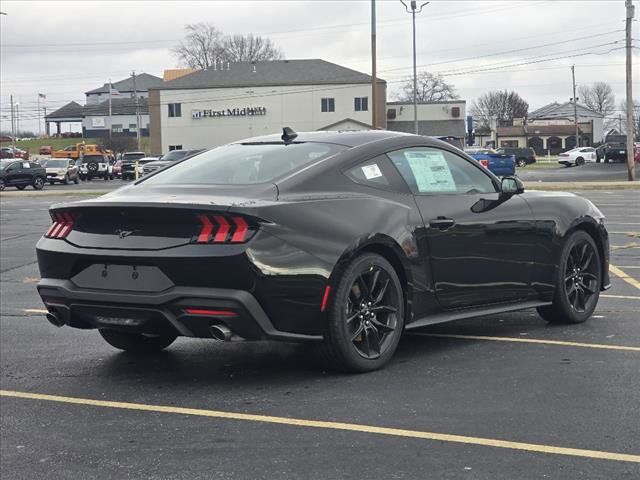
1,0,638,133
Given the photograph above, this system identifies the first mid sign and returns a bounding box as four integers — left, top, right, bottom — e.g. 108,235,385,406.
192,107,267,119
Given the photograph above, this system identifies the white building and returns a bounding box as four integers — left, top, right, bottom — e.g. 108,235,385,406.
386,101,467,138
149,60,386,154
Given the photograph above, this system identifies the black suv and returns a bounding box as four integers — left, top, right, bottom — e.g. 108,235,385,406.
0,159,46,190
121,152,151,180
602,136,627,162
495,147,537,167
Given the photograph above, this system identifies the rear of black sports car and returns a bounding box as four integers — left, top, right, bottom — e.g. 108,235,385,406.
36,190,332,342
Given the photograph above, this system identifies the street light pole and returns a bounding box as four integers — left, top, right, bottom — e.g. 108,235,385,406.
401,1,429,135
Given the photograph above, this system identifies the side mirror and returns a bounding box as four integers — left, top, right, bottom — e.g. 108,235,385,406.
501,176,524,195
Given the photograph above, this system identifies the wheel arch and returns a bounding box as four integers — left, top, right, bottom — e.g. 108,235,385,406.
565,219,609,290
328,235,414,322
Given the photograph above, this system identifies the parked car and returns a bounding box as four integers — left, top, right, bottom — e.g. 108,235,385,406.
494,147,536,167
78,153,113,181
121,152,153,180
1,146,29,160
35,129,610,372
142,149,205,176
43,158,79,185
602,135,627,162
0,159,46,190
635,144,640,164
464,147,515,176
558,147,597,167
39,145,53,155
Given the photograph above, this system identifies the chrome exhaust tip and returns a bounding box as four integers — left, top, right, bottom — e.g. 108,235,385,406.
46,312,65,328
209,324,232,342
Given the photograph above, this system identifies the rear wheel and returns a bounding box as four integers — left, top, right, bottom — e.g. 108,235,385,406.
516,158,527,167
99,329,177,353
32,176,45,190
316,253,404,372
63,174,70,185
575,157,585,166
73,175,79,184
537,231,601,324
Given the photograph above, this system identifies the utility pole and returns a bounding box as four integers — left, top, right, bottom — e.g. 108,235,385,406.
371,0,377,129
625,0,635,181
132,71,141,150
571,65,579,148
108,78,113,139
10,95,15,149
15,103,19,138
401,1,429,135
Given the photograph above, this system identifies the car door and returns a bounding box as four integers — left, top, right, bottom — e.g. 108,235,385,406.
4,161,21,186
387,146,537,309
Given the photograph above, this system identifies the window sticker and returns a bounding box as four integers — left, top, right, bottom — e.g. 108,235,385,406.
404,150,456,193
361,163,383,180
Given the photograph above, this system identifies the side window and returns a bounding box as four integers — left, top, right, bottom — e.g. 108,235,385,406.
22,162,30,169
168,103,182,118
346,157,390,188
387,147,497,195
321,97,335,113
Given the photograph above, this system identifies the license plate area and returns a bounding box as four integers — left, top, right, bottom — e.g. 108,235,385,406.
71,264,174,292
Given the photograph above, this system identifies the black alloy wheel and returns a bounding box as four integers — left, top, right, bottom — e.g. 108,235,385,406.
538,230,601,324
32,176,45,190
317,253,404,372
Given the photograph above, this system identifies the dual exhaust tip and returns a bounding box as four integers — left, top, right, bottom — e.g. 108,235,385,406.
46,310,235,342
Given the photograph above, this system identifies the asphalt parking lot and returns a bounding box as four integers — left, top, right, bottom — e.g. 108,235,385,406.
517,162,639,183
1,189,639,479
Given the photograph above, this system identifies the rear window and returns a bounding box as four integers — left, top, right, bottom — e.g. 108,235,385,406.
144,142,346,185
45,159,68,168
83,155,105,162
123,153,146,161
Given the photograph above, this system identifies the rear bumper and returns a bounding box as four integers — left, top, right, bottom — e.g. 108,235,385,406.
37,278,322,342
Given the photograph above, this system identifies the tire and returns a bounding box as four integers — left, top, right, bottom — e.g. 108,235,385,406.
516,158,527,168
73,176,79,184
537,230,601,324
0,179,4,191
63,174,70,185
32,176,45,190
596,157,601,163
315,253,405,373
99,329,177,353
49,181,55,185
87,161,99,173
16,185,26,190
575,157,585,166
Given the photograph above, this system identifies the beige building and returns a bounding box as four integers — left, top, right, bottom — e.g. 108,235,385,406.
149,60,386,154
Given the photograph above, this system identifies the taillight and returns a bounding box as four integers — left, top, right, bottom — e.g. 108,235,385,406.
194,214,256,244
45,211,77,239
479,159,489,169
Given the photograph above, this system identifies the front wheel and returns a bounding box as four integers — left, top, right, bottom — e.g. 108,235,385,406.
537,230,601,324
316,253,404,372
99,329,177,353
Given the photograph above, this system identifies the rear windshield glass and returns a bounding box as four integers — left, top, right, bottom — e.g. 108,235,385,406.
83,155,104,162
45,159,68,168
123,153,146,161
143,142,346,185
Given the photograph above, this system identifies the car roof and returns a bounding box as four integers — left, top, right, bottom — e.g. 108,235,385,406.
236,129,413,148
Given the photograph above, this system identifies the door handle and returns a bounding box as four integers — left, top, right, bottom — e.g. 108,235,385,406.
429,217,456,229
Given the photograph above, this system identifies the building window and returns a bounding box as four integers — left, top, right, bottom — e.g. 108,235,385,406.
112,124,123,133
129,123,137,132
321,98,335,113
354,97,368,112
168,103,182,117
169,145,183,151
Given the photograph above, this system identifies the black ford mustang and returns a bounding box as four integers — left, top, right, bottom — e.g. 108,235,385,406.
36,130,610,372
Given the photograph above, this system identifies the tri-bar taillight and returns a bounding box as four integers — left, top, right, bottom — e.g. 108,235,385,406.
45,211,78,239
194,214,256,244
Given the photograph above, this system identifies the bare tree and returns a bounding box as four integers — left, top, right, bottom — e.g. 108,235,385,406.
397,72,458,103
619,99,640,141
221,34,283,63
470,90,529,126
578,81,616,129
173,24,283,69
172,23,224,69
